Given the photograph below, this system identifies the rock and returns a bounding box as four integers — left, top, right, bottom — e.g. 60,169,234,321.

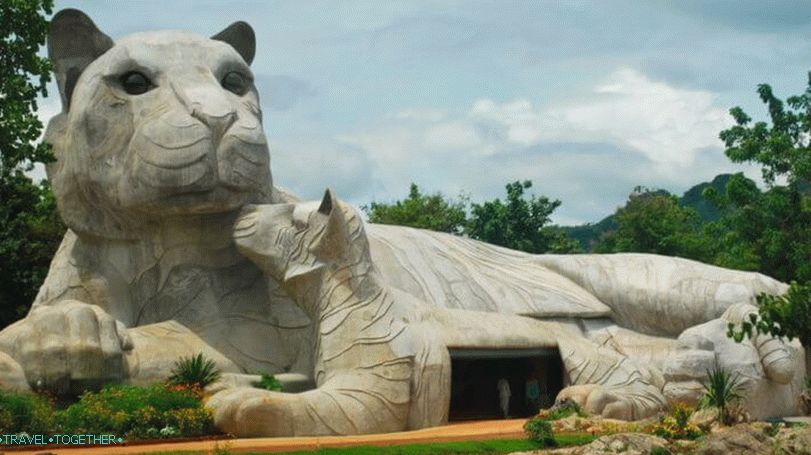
568,433,668,455
670,439,699,453
548,415,639,435
800,390,811,415
774,425,811,455
688,407,718,430
510,433,669,455
663,380,705,406
695,423,771,455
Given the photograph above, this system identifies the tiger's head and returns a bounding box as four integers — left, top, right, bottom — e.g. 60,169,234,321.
44,9,273,239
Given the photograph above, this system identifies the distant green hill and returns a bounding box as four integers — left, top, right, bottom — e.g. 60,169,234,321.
563,174,733,250
562,215,617,251
679,173,732,221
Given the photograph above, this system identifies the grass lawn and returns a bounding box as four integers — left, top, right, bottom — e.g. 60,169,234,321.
145,434,596,455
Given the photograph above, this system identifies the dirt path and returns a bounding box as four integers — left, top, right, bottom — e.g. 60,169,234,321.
3,418,529,454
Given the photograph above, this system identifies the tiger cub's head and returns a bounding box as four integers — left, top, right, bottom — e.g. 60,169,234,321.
233,189,370,286
44,9,272,239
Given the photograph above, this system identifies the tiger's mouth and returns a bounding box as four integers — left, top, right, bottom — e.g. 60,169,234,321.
121,134,270,214
151,185,257,215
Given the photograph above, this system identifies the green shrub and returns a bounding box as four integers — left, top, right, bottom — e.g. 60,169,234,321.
700,366,745,425
168,353,222,388
650,447,672,455
0,390,53,434
727,281,811,349
651,402,703,440
523,417,557,447
766,421,782,437
536,399,587,421
164,407,214,436
253,374,283,391
56,383,214,439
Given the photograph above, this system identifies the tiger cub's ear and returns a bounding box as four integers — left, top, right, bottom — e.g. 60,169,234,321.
310,189,349,259
48,9,114,111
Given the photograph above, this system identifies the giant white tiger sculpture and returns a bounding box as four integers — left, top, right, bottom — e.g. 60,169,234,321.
0,9,805,437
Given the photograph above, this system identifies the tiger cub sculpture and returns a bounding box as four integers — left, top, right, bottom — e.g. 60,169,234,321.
209,189,450,436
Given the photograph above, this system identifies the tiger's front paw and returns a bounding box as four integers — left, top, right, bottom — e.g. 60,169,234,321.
207,387,295,437
0,351,29,393
556,383,663,420
556,384,631,420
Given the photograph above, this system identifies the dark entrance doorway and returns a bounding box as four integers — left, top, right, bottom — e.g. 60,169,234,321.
447,348,563,421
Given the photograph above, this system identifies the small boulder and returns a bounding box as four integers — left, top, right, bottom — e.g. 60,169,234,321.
569,433,668,455
688,407,717,430
662,380,704,406
695,423,770,455
774,425,811,455
800,390,811,415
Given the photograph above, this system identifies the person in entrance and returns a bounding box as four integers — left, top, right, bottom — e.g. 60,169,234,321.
497,378,511,419
525,377,541,414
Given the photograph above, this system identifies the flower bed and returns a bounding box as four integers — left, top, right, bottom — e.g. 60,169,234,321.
0,383,216,442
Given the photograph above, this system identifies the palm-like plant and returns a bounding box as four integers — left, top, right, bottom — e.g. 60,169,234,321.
168,353,222,389
699,366,745,424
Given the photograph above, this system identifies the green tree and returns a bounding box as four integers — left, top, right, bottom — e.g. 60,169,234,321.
467,180,580,254
0,0,65,329
363,183,468,234
701,173,798,275
728,281,811,349
594,187,713,261
717,74,811,349
0,0,54,174
714,79,811,283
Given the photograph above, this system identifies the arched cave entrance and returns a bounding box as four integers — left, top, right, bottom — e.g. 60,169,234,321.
447,347,563,421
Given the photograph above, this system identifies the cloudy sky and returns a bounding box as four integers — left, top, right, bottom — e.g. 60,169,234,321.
41,0,811,225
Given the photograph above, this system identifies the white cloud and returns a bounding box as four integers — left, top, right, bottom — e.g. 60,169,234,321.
26,90,62,183
271,136,375,206
392,108,448,122
433,68,733,174
424,121,480,151
36,92,62,135
342,68,733,175
470,98,545,148
320,68,742,224
547,68,733,172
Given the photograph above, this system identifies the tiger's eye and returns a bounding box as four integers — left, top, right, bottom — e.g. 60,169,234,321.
120,72,152,95
222,71,248,95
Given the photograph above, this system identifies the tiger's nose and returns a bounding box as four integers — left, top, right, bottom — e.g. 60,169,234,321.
190,102,237,140
173,80,237,141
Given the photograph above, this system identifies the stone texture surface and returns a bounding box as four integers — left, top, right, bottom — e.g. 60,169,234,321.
0,7,806,438
694,423,772,455
566,433,669,455
774,425,811,455
513,432,669,455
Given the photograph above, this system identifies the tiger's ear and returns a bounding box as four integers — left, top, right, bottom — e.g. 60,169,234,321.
212,21,255,65
312,189,349,258
48,9,114,111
